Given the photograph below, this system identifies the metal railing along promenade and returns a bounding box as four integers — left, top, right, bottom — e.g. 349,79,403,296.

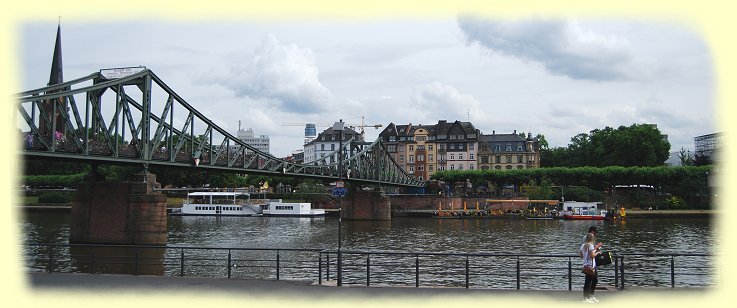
22,244,712,290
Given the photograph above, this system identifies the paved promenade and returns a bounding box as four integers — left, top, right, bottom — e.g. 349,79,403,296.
25,272,713,305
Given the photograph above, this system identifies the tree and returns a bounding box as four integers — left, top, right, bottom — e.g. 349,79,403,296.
678,147,693,166
547,123,670,167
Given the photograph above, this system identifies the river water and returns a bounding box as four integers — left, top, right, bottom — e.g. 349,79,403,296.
19,212,714,289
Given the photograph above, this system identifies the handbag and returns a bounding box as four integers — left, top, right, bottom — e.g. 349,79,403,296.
595,251,612,266
582,265,595,276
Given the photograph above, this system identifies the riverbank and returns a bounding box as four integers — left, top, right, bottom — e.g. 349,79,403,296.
16,203,715,219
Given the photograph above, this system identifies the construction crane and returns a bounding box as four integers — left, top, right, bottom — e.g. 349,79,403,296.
282,116,383,138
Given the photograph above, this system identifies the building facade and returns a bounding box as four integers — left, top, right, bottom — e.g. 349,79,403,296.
236,127,270,154
378,120,479,181
477,131,540,170
303,126,363,164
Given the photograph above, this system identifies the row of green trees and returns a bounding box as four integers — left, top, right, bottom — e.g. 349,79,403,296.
540,124,671,167
430,165,712,208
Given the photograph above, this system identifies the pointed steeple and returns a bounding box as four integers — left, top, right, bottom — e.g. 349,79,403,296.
48,22,63,86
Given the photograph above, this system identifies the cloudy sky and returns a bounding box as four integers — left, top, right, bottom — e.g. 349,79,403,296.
18,16,715,158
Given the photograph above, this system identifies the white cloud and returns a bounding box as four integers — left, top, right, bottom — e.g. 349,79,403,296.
205,34,332,114
410,82,486,122
457,16,634,81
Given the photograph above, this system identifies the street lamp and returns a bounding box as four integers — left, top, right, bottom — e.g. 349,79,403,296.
332,120,344,287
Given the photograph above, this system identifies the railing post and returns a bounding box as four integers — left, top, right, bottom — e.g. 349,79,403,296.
91,247,96,274
465,255,470,289
319,252,323,285
47,248,54,273
367,254,371,287
415,254,420,287
516,257,521,290
671,255,675,288
620,256,626,290
337,250,342,286
227,249,232,279
614,255,619,288
326,253,330,281
134,248,140,276
276,250,280,280
180,249,185,277
568,257,572,291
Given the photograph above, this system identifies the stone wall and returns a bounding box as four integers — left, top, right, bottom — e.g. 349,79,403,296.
71,172,167,245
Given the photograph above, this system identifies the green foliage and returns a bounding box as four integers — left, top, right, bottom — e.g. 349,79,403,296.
24,174,85,188
431,165,711,208
37,191,71,203
660,196,686,209
541,123,671,167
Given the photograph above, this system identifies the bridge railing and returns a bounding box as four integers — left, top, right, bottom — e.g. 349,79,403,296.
22,243,712,290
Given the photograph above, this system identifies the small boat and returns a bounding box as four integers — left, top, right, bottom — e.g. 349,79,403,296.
170,191,265,216
262,199,326,217
560,201,608,220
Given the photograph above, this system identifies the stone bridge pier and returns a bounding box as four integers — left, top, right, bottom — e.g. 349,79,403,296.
339,188,391,221
70,171,167,245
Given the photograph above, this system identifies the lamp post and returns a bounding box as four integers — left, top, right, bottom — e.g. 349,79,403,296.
332,120,344,287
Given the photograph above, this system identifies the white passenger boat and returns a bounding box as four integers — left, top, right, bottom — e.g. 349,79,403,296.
262,199,326,217
170,191,265,216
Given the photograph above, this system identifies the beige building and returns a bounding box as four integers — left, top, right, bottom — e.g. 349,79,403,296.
478,131,540,170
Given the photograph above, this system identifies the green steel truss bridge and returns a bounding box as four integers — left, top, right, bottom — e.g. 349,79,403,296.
17,68,424,188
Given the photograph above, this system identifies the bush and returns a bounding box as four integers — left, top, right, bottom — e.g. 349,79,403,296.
37,191,71,204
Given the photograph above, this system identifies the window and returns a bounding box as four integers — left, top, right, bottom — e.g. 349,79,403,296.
470,154,474,160
517,144,523,151
529,155,536,162
409,155,414,163
506,165,512,170
418,154,425,161
458,165,463,170
428,154,433,162
332,135,336,141
506,144,512,151
389,136,396,141
321,144,325,151
450,144,456,150
469,143,474,150
459,144,464,150
440,165,446,171
419,165,425,171
409,145,414,151
459,154,464,160
331,144,335,151
480,155,488,163
450,135,457,140
494,144,501,151
517,165,524,169
517,155,523,163
450,164,455,170
506,155,512,163
429,165,434,171
428,145,433,151
409,165,414,173
470,164,475,170
495,155,501,163
399,156,404,162
388,145,396,152
495,165,501,170
450,154,455,160
439,144,446,150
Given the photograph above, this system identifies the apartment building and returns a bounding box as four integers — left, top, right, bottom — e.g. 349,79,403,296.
478,131,540,170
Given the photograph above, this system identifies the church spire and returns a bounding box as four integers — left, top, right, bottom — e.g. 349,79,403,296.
48,22,63,86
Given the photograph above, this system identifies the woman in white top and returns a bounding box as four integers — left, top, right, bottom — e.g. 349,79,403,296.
580,232,602,303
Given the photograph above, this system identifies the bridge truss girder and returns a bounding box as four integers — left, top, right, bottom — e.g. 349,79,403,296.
17,69,424,188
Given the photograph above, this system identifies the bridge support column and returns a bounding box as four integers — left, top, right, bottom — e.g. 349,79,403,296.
70,171,167,245
340,189,391,221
